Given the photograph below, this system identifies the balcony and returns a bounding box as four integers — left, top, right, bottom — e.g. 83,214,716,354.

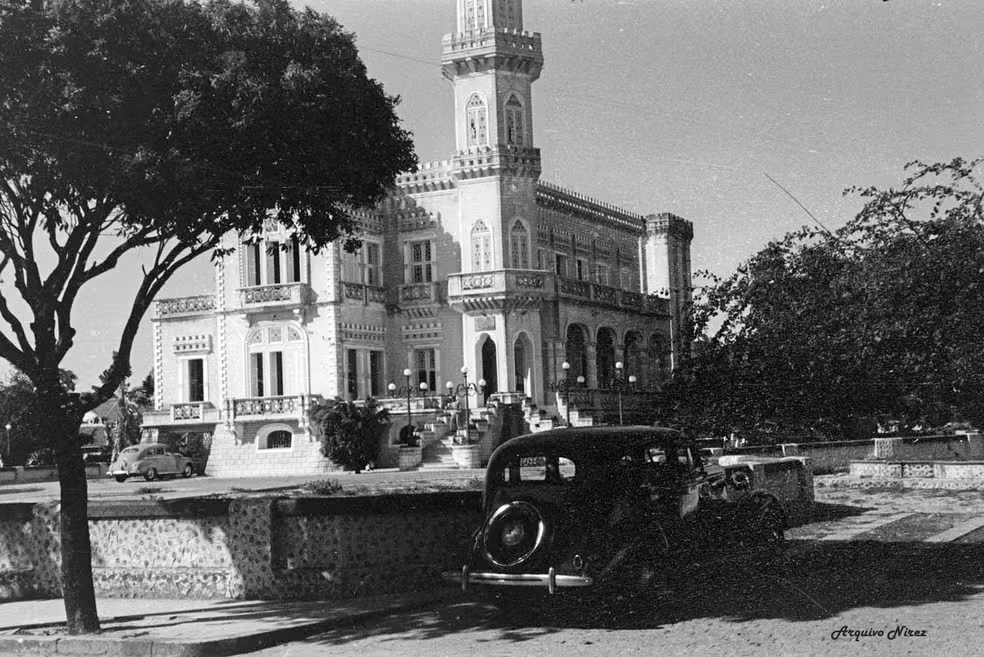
238,282,311,311
142,402,220,428
225,394,323,430
154,295,216,319
398,282,443,308
447,269,555,312
446,270,670,316
342,282,388,305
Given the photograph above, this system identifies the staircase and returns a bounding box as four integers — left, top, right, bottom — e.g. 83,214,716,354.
522,396,595,433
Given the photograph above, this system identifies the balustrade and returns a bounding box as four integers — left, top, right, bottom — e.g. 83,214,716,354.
239,282,310,309
155,295,216,318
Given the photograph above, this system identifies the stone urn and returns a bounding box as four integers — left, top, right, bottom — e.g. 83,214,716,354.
398,445,422,471
451,443,481,469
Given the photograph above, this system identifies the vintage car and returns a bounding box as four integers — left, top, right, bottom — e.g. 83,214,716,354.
447,426,789,601
107,443,195,482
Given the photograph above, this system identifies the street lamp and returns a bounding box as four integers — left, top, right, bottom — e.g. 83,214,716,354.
547,361,578,426
615,361,624,425
448,366,485,444
3,422,9,464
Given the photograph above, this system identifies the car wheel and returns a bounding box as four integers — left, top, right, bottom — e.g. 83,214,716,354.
745,505,785,566
182,464,194,478
144,467,158,482
114,475,127,483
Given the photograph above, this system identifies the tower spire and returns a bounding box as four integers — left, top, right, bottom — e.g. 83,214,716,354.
442,0,543,178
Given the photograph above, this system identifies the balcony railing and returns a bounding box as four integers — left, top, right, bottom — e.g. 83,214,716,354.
399,282,443,306
447,270,669,315
155,295,216,318
238,282,310,310
447,269,555,311
225,394,323,429
342,282,388,305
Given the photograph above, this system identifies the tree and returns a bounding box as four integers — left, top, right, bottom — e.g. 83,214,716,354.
0,368,76,465
0,0,415,633
126,371,155,411
310,398,390,473
665,157,984,440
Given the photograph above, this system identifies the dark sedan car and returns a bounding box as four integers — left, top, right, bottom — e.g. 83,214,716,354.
447,426,787,601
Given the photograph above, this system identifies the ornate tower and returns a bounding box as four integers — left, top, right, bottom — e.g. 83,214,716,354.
644,213,694,368
441,0,544,178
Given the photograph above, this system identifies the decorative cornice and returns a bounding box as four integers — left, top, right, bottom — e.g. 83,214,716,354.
536,181,646,235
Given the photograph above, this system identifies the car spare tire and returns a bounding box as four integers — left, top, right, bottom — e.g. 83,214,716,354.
483,501,547,568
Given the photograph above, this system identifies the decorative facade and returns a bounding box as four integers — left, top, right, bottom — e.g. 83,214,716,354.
143,0,695,476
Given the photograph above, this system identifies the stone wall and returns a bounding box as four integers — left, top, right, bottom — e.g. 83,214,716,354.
0,493,482,601
726,434,975,475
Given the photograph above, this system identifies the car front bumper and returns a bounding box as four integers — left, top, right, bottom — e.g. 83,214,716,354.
445,566,594,594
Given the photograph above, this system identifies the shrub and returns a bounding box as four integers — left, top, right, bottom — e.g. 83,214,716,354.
310,397,390,472
302,479,344,496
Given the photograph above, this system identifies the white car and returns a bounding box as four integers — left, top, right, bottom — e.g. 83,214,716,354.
108,443,195,482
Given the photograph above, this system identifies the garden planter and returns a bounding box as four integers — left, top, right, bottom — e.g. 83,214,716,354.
451,444,481,469
398,446,422,471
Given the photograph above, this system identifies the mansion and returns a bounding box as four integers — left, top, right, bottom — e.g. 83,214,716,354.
143,0,694,476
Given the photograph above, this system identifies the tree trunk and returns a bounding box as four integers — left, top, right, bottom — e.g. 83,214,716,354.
45,393,100,633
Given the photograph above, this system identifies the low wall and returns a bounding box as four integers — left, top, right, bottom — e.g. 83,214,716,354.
724,434,974,475
0,492,482,601
850,460,984,481
0,464,107,484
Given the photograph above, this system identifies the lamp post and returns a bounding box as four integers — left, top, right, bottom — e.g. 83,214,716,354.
449,366,485,443
615,361,624,425
3,422,9,464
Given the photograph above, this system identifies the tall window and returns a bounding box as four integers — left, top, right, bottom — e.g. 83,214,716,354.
596,264,609,286
342,241,382,286
346,349,358,398
244,237,302,286
505,94,525,146
576,258,587,281
466,95,488,148
465,0,486,30
555,254,569,278
415,349,437,392
365,243,381,286
471,220,492,271
369,351,384,397
509,220,530,269
247,326,305,397
409,240,433,283
182,358,206,403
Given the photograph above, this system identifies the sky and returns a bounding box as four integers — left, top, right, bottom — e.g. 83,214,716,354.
5,0,983,390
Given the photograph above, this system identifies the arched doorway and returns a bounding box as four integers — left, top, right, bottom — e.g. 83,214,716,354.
596,327,617,385
513,333,535,395
649,333,668,384
480,335,498,396
565,324,588,380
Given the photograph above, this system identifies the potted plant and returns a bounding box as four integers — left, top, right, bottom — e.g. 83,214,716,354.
397,424,422,471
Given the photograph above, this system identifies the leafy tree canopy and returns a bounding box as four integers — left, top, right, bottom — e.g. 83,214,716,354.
664,157,984,440
0,0,415,633
0,0,416,403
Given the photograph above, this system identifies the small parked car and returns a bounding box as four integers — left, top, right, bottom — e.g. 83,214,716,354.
447,426,787,603
108,443,195,483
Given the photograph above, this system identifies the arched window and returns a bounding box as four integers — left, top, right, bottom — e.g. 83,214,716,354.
509,220,529,269
465,0,486,31
466,94,488,148
247,325,306,398
505,94,525,146
256,424,294,451
471,220,493,271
